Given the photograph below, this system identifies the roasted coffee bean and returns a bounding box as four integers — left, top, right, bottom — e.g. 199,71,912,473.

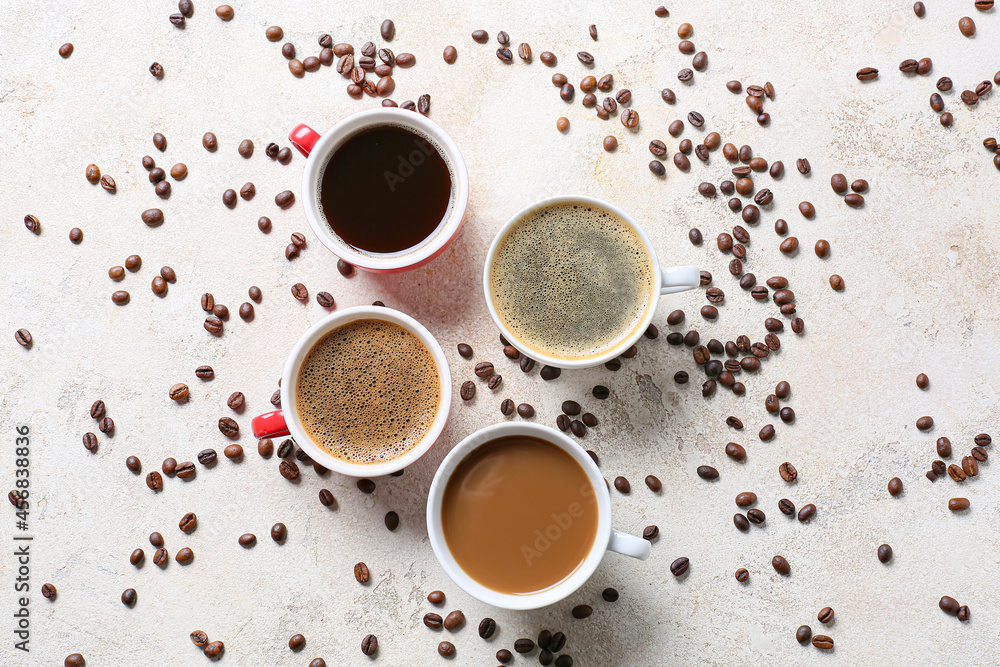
696,465,719,480
174,460,195,479
975,433,992,447
533,364,559,381
972,446,988,462
734,513,750,531
747,508,766,524
725,442,747,461
949,497,970,511
612,475,632,494
735,492,757,507
777,462,798,482
459,381,476,401
957,605,970,622
621,108,639,128
798,503,816,522
440,610,466,631
266,522,286,543
423,612,444,629
278,459,299,480
959,16,976,36
670,557,690,576
939,595,961,615
771,555,790,575
940,112,953,127
914,415,934,431
362,635,378,656
962,455,978,477
474,361,495,378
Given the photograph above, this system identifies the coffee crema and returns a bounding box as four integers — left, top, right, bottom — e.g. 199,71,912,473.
295,318,440,464
441,435,599,595
319,124,453,255
489,203,654,361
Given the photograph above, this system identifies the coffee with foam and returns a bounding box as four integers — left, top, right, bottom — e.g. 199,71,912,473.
295,319,440,464
489,203,654,361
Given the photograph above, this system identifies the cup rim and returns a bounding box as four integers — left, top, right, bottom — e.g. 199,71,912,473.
301,108,470,271
482,194,663,369
426,422,612,610
279,306,452,477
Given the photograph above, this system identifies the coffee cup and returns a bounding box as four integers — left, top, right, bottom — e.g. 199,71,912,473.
289,108,469,273
251,306,452,477
426,422,650,610
483,195,699,369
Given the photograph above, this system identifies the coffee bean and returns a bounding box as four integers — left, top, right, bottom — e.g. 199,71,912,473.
938,595,961,616
938,436,953,457
770,555,790,575
940,111,954,127
420,611,445,630
972,446,988,462
697,465,719,480
458,380,477,401
670,557,690,576
959,16,976,36
362,634,378,656
173,460,195,479
438,609,465,631
747,508,766,524
278,459,299,480
948,497,970,512
267,522,286,543
477,617,497,639
735,492,757,507
963,455,979,477
621,109,639,128
795,503,816,523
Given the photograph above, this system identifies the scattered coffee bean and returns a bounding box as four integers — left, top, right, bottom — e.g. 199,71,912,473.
670,557,690,576
362,635,378,656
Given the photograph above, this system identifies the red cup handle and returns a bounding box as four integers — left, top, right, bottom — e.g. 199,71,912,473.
289,123,321,157
252,410,290,439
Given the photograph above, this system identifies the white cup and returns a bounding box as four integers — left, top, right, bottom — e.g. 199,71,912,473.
483,195,700,369
289,108,470,273
251,306,452,477
426,422,650,610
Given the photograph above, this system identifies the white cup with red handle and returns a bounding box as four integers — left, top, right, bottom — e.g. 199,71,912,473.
289,108,469,273
251,306,452,477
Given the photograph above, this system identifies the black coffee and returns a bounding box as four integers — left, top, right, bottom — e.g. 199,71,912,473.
320,124,452,254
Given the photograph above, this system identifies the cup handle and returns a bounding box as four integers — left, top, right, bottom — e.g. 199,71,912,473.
607,529,651,560
252,410,291,439
289,123,321,158
659,265,700,295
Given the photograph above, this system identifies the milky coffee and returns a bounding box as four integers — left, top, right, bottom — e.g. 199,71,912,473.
295,319,440,464
489,202,654,361
441,435,599,595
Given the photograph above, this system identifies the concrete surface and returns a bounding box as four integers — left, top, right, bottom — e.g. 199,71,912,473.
2,1,999,665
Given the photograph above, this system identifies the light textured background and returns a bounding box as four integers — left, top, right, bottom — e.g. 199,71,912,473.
2,1,999,665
